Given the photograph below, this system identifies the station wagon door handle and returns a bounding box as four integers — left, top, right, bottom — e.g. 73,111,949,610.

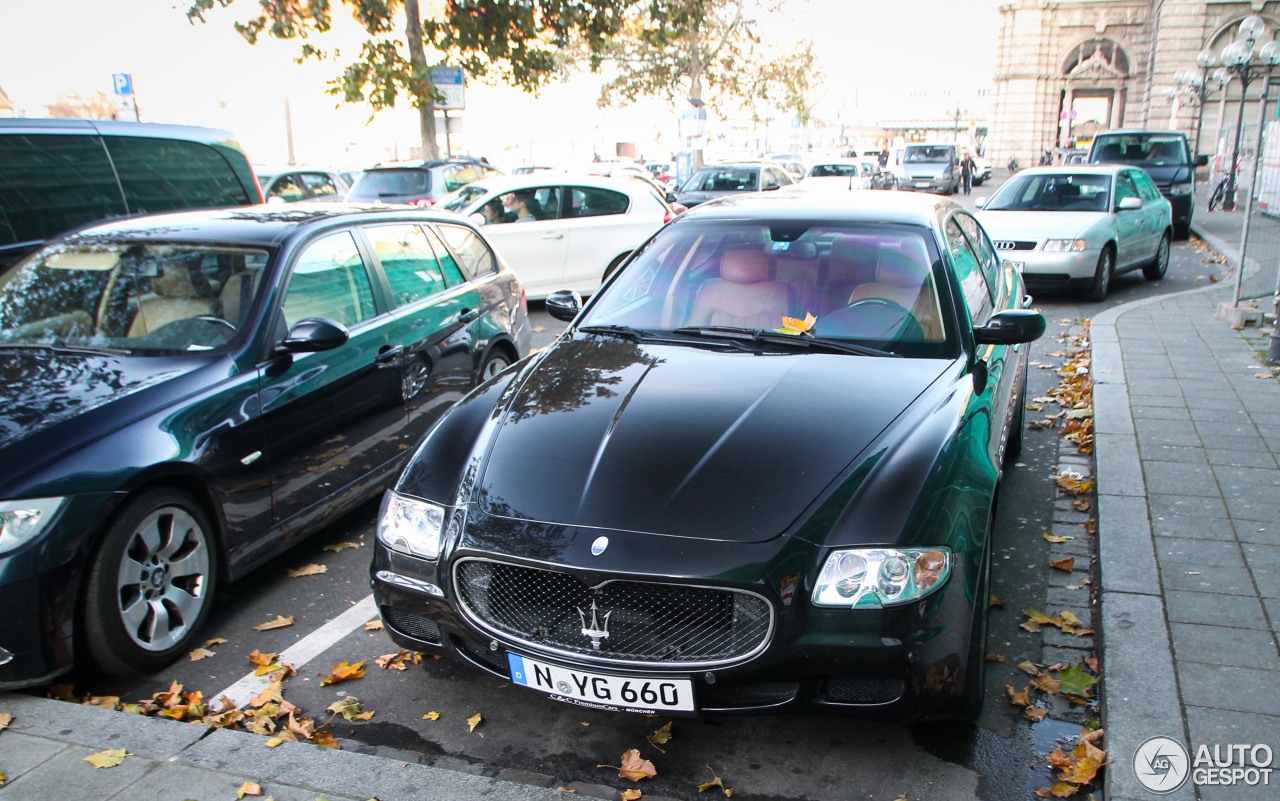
375,345,404,364
540,232,564,240
458,308,480,323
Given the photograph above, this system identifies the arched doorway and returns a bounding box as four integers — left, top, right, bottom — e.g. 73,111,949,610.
1057,38,1131,149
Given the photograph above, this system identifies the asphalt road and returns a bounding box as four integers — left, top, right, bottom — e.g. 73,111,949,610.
54,182,1225,801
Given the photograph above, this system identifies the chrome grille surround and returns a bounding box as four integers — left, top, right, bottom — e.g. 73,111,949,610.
993,240,1036,251
453,558,774,669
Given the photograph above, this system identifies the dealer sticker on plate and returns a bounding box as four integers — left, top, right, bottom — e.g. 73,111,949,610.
507,652,695,714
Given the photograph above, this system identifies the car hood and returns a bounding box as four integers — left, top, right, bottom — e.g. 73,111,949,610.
0,348,191,450
977,210,1101,241
474,338,949,543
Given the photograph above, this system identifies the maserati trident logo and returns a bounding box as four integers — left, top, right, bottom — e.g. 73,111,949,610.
590,536,609,556
578,600,612,650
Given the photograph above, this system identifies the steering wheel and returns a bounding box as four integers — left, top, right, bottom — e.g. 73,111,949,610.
814,298,924,342
194,315,237,333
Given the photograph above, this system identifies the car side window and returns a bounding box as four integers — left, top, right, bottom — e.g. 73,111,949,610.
0,133,128,248
301,172,340,198
365,224,448,308
443,165,481,192
570,186,630,218
955,213,1002,304
944,218,993,325
268,174,305,202
102,136,256,213
282,231,377,330
1132,170,1161,202
435,223,495,281
1116,172,1140,206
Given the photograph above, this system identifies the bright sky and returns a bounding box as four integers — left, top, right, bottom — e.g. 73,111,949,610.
0,1,999,168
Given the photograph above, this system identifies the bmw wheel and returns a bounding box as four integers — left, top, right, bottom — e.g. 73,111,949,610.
1143,232,1171,280
83,488,217,674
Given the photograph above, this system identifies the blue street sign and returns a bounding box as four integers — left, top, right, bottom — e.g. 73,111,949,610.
112,73,134,96
429,66,465,110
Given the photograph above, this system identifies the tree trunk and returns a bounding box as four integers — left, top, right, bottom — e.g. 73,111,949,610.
403,0,439,160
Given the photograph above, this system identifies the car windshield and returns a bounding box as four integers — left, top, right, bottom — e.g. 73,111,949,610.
984,173,1112,212
683,167,760,192
1091,135,1187,166
0,243,270,354
905,146,951,163
809,164,860,178
437,184,490,213
579,220,953,357
348,168,429,199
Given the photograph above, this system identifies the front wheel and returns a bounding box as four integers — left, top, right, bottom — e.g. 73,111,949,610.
1143,232,1171,280
478,348,512,382
1087,247,1113,302
82,488,217,674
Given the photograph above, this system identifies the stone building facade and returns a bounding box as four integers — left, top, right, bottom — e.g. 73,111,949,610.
988,0,1280,172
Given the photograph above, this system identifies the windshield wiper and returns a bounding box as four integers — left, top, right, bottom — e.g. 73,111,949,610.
577,324,649,342
0,342,131,356
672,326,897,357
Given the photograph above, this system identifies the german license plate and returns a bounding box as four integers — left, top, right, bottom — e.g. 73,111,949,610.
915,181,930,188
507,653,695,714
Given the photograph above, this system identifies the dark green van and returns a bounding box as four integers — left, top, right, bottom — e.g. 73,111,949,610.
0,119,261,270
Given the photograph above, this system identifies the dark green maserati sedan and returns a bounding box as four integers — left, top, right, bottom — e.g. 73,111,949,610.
372,191,1045,720
0,204,530,688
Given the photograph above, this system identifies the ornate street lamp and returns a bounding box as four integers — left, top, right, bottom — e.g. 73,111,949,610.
1213,16,1280,211
1169,51,1230,183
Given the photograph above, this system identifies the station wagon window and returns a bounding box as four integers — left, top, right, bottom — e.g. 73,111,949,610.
282,231,377,329
944,218,993,325
102,136,255,213
0,133,128,248
435,223,494,281
568,186,629,218
366,224,447,308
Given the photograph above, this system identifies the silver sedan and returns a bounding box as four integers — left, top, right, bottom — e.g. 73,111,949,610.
975,164,1172,300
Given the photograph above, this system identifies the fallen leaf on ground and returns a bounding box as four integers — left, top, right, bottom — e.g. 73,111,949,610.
1050,557,1075,572
1057,664,1099,699
647,721,673,751
1017,661,1042,676
189,647,216,661
599,749,657,782
236,781,262,797
0,712,11,731
467,713,483,733
697,764,733,796
1025,707,1049,722
323,541,361,552
1031,675,1061,695
84,749,131,769
253,615,295,631
287,563,327,578
555,788,577,793
989,594,1004,608
326,696,365,721
1255,372,1274,379
320,661,366,686
364,619,384,631
311,731,341,749
1005,684,1031,707
375,650,421,670
1072,498,1092,512
265,737,284,748
1034,781,1081,798
986,653,1006,663
84,695,119,710
206,637,228,646
621,790,643,801
1043,533,1071,544
1084,655,1099,673
423,711,440,721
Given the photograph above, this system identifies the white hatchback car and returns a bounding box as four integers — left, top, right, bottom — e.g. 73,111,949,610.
436,174,673,299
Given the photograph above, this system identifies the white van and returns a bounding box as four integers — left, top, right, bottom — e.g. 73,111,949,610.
898,143,960,195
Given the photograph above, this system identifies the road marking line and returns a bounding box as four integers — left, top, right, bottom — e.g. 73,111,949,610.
214,594,379,709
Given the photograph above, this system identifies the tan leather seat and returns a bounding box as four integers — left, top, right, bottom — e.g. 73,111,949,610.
772,241,820,316
849,249,941,340
128,261,217,336
823,235,880,313
688,249,791,329
220,269,262,327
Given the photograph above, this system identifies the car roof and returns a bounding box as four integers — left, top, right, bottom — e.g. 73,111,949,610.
1008,164,1134,177
677,189,961,227
367,157,489,169
1092,129,1186,137
453,173,655,196
56,204,473,247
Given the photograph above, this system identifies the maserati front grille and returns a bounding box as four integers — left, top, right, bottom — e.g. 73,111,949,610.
453,559,773,668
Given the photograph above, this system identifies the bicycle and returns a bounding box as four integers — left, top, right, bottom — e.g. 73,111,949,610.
1208,172,1236,211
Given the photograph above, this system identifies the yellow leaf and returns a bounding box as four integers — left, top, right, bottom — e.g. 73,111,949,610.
188,647,216,661
776,311,817,335
236,781,262,798
364,619,384,631
1025,706,1049,722
422,711,441,721
647,721,673,750
83,695,119,710
253,615,295,631
467,713,483,733
320,660,366,686
353,710,375,721
1017,661,1042,676
1050,557,1075,572
287,564,327,578
84,749,131,769
310,731,341,749
616,749,656,782
988,593,1004,608
985,653,1006,663
375,650,412,670
555,788,577,793
326,697,364,721
1042,533,1071,543
205,637,228,646
265,737,284,748
0,712,11,731
323,541,361,552
1005,684,1031,707
247,649,278,666
621,791,643,801
1031,675,1061,695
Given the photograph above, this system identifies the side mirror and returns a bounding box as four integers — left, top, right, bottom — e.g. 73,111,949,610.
1195,154,1209,167
545,290,583,322
975,196,989,209
1118,196,1143,210
973,309,1046,346
763,182,781,191
470,212,488,226
666,191,678,204
276,317,350,353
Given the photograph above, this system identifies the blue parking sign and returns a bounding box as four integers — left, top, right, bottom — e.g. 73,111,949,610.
112,73,133,96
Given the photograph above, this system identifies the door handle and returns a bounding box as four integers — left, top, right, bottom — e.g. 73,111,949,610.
458,308,480,323
375,345,404,364
541,233,564,240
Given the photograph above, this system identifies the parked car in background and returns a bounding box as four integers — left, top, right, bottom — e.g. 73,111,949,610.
793,159,874,191
346,157,503,207
0,118,261,271
256,166,351,203
372,190,1045,720
976,164,1172,300
436,174,671,298
512,165,557,175
0,204,530,689
766,152,808,181
858,159,897,190
898,143,961,195
644,161,674,183
1087,129,1205,238
1062,149,1088,165
971,156,993,186
674,161,795,208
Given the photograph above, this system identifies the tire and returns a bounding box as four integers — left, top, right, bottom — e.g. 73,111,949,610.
1143,231,1171,280
603,252,630,283
478,348,512,382
955,526,993,720
83,488,217,674
1086,246,1113,302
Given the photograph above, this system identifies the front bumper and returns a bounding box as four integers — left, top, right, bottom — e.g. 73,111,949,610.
371,545,981,720
1165,190,1193,228
1000,247,1100,291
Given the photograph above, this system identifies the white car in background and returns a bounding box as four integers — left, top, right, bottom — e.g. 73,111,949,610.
436,174,673,298
794,159,874,191
972,156,993,186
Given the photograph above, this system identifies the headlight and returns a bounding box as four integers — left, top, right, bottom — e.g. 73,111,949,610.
1042,239,1087,253
0,498,65,555
812,547,951,608
376,490,446,560
1168,183,1193,196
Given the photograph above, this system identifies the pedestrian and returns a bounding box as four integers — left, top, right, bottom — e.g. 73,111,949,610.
960,151,975,195
1008,155,1019,174
879,144,890,168
1039,147,1052,166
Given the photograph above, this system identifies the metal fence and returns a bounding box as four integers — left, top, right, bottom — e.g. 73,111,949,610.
1235,79,1280,306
